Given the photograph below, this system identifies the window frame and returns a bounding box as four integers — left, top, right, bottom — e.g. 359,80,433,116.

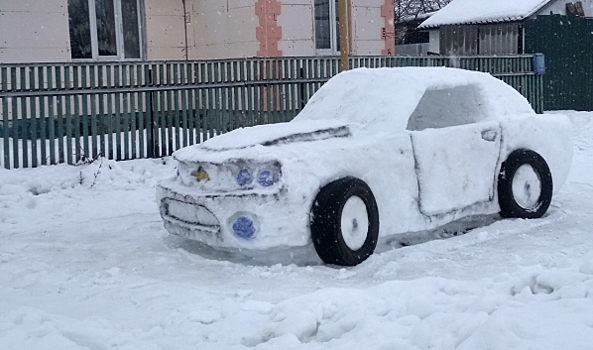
314,0,340,56
70,0,145,61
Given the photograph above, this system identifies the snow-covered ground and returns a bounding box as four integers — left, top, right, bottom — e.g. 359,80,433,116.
1,111,593,349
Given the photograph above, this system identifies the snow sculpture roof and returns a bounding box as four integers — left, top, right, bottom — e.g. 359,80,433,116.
294,67,535,130
419,0,551,28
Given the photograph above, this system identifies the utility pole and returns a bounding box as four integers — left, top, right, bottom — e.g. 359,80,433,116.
338,0,350,71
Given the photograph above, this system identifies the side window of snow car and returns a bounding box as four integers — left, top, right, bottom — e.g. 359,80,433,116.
406,85,488,131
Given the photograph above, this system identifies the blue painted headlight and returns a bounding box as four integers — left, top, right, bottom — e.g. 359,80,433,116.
257,169,278,187
232,216,256,239
236,168,254,187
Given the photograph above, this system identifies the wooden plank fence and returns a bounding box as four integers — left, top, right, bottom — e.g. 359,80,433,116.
0,55,543,169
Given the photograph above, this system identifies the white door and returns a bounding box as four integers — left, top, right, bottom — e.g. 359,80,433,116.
411,121,502,216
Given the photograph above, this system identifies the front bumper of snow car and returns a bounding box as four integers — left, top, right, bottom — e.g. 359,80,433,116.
156,180,311,250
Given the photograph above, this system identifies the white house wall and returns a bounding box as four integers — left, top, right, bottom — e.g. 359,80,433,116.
278,0,391,56
277,0,315,56
351,0,385,55
0,0,390,63
145,0,260,60
145,0,187,60
0,0,70,63
190,0,259,59
189,0,390,58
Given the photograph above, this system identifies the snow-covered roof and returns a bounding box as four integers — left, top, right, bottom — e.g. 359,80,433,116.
419,0,551,28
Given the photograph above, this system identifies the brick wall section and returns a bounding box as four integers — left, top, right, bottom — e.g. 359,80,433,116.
255,0,283,57
381,0,395,55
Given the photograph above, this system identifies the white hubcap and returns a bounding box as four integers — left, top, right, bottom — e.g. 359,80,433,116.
341,196,369,251
512,164,542,210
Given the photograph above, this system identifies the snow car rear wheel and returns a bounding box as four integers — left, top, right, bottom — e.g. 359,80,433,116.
498,149,553,219
310,177,379,266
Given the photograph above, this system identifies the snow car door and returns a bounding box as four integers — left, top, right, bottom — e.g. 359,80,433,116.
410,121,502,216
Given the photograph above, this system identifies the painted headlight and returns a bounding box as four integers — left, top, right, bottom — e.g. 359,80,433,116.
257,169,278,187
232,216,256,239
191,166,209,182
236,168,254,187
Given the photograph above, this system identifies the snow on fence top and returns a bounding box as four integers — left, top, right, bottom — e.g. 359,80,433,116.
419,0,551,28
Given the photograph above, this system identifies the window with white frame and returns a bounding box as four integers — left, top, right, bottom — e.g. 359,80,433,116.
68,0,143,60
314,0,340,53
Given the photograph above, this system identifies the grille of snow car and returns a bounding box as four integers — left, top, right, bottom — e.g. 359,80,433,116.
163,198,220,228
177,160,282,192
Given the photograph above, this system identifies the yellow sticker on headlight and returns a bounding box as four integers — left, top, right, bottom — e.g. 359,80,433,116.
191,167,209,181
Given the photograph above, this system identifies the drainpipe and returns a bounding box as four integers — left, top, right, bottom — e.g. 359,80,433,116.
182,0,189,60
338,0,350,71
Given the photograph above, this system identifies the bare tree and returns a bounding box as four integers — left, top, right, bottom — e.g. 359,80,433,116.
395,0,452,24
394,0,451,46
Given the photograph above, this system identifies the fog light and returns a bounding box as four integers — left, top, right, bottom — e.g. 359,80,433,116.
232,216,256,239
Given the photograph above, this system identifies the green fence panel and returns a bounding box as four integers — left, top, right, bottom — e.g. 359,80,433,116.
11,68,19,168
2,67,8,169
0,55,543,169
525,15,593,111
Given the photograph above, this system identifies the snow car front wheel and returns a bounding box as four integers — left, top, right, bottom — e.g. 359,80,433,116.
310,177,379,266
498,149,553,219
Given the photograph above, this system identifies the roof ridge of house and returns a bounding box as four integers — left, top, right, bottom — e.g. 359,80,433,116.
418,0,553,29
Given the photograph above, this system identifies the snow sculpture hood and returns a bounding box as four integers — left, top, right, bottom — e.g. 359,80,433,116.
190,120,350,152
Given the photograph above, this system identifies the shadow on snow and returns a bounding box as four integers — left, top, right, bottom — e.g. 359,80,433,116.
164,213,505,267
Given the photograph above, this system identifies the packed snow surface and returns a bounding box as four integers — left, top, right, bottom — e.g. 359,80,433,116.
419,0,550,28
1,111,593,349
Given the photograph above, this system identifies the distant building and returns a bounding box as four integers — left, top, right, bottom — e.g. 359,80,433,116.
394,12,435,56
396,0,593,56
0,0,395,63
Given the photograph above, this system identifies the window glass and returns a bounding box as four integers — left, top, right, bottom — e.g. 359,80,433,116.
121,0,141,59
68,0,92,59
406,86,487,131
315,0,331,50
95,0,118,56
68,0,142,60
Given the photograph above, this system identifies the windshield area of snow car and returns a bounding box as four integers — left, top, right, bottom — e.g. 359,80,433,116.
406,85,489,131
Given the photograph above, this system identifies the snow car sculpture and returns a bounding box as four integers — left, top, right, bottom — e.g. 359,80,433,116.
156,67,572,266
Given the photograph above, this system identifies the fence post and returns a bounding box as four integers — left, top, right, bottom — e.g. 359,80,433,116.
147,67,156,158
1,67,9,169
298,64,305,109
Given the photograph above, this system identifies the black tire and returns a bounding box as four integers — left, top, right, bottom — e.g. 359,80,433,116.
498,149,553,219
310,177,379,266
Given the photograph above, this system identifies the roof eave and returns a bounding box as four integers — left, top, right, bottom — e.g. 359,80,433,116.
417,0,553,29
419,16,528,29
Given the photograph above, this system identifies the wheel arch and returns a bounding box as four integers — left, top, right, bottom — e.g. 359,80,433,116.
498,114,573,195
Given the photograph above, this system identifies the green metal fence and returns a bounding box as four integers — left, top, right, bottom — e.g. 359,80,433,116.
525,15,593,111
0,55,543,169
